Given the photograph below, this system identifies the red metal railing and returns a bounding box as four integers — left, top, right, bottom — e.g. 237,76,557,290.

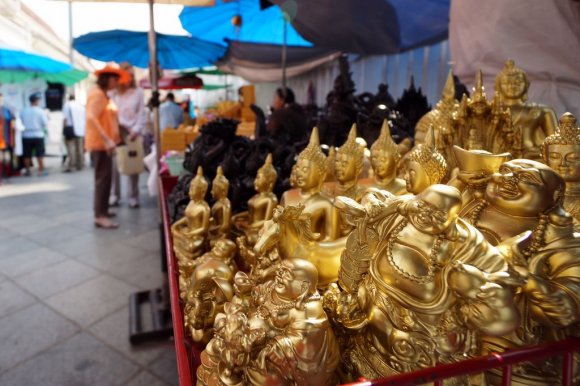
342,336,579,386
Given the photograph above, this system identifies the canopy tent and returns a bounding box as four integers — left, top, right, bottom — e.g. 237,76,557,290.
139,73,203,89
0,45,72,73
217,40,339,83
179,0,311,46
269,0,450,55
0,69,88,86
73,30,226,70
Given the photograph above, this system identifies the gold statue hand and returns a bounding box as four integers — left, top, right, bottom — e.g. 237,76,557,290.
524,275,577,327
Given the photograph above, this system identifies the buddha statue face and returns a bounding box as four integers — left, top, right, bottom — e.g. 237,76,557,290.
546,144,580,182
406,184,462,235
334,153,359,184
189,180,208,201
404,160,431,194
486,159,564,217
254,170,271,193
211,182,228,200
254,153,277,193
370,149,397,179
499,73,528,100
274,259,318,299
212,239,236,260
294,158,321,191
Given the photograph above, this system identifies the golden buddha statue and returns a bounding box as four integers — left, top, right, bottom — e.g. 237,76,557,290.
333,124,366,202
246,154,278,244
542,112,580,231
495,59,557,161
325,184,518,380
198,258,340,386
183,239,237,344
481,172,579,385
459,158,566,246
209,166,232,244
415,69,458,149
368,119,406,195
281,128,340,241
453,70,514,155
325,146,336,183
171,166,210,289
403,127,448,194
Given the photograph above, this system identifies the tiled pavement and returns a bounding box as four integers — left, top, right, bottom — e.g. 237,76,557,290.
0,157,178,386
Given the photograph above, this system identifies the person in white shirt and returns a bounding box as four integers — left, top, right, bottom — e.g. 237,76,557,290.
110,63,146,208
62,95,86,172
159,93,184,131
20,93,48,176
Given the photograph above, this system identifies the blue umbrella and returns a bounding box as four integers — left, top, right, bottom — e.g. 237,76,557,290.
179,0,312,47
0,45,71,73
73,30,227,70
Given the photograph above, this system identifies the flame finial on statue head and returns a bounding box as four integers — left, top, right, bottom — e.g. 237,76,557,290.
371,119,400,162
297,127,327,177
337,124,365,166
408,125,448,185
471,70,487,103
442,69,455,102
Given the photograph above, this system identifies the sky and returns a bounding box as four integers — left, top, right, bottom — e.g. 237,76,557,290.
22,0,188,41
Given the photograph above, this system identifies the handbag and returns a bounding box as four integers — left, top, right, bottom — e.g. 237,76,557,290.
117,136,145,175
63,106,76,140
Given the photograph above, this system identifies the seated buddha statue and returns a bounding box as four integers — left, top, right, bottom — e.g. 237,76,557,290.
403,127,448,194
209,166,232,245
171,166,210,289
247,153,278,245
459,158,566,246
281,128,340,241
453,70,514,156
332,124,366,202
495,59,557,161
415,69,458,155
183,239,237,345
368,119,406,195
542,112,580,231
198,258,340,386
325,184,518,380
482,172,579,385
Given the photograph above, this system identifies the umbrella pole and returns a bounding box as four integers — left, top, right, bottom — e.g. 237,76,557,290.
148,0,161,166
282,18,287,89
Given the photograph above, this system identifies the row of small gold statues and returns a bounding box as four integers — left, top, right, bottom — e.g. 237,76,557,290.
171,61,579,386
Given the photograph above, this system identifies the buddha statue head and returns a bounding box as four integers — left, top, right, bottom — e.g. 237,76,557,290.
404,127,448,194
211,238,237,261
401,184,463,236
254,153,277,193
370,119,400,181
469,70,491,116
274,258,319,301
440,69,456,106
335,124,365,185
495,59,530,102
294,128,328,194
189,166,209,201
211,166,229,200
542,112,580,183
485,159,565,218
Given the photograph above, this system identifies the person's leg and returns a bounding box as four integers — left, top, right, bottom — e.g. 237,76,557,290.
110,154,120,205
36,138,46,176
64,139,75,172
22,138,32,176
128,173,140,207
93,151,117,228
75,137,84,170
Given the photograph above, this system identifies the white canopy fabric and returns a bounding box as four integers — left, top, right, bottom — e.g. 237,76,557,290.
449,0,580,117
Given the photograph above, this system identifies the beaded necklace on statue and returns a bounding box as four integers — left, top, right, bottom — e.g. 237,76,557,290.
466,198,488,227
257,288,294,319
386,219,444,284
521,214,548,258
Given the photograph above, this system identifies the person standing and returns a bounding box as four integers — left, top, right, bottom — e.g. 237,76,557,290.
62,95,86,172
0,93,15,179
20,93,48,176
266,87,308,143
110,63,146,208
159,92,184,131
85,65,128,229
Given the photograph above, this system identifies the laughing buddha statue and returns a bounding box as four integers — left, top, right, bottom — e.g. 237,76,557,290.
403,127,449,194
281,128,340,241
325,184,518,381
197,259,340,386
542,112,580,231
172,166,210,289
495,59,557,161
368,120,406,195
209,166,232,245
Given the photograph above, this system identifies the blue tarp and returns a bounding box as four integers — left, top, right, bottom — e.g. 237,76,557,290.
73,30,227,70
0,45,71,73
179,0,312,47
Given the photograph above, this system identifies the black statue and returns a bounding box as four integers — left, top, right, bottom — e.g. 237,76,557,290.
395,76,430,132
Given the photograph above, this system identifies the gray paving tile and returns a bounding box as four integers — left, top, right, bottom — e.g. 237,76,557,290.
45,274,139,327
0,228,19,243
25,223,89,246
122,229,161,254
125,371,169,386
0,236,41,257
74,243,148,272
149,347,179,386
0,247,69,278
14,259,100,299
104,252,164,290
0,332,138,386
0,281,36,319
89,307,169,366
0,303,79,372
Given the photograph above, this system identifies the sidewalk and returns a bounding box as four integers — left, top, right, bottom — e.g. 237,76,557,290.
0,157,177,386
